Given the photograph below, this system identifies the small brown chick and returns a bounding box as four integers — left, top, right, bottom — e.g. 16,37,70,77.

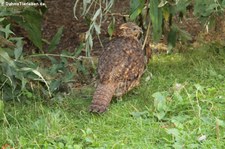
89,22,146,113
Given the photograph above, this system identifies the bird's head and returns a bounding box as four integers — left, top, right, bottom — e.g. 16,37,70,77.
117,22,143,39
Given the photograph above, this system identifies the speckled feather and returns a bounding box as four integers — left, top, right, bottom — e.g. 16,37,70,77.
90,22,146,113
99,37,145,95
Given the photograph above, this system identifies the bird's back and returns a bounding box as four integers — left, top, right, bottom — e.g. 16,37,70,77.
98,36,145,86
89,22,146,113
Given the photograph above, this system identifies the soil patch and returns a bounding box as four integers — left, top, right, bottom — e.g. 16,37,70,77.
42,0,130,55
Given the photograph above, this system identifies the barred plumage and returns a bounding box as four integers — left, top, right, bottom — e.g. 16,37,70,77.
90,22,146,113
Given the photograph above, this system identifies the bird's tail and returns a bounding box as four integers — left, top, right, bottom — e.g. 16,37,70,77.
89,83,116,113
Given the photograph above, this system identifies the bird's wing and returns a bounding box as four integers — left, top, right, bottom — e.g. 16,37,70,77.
98,37,145,84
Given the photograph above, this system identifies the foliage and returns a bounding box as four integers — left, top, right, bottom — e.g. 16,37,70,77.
131,0,225,51
193,0,225,33
75,0,225,54
0,5,48,101
0,6,45,51
0,19,92,101
74,0,115,56
194,0,225,17
0,19,51,100
0,3,47,100
0,5,93,101
1,46,225,148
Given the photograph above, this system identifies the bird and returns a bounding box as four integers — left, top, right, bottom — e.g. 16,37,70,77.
89,22,146,113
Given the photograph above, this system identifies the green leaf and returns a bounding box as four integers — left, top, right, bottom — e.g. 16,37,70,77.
13,8,43,50
94,22,101,35
63,73,74,83
81,0,92,16
87,34,93,48
206,3,219,12
168,24,192,52
130,8,142,21
130,0,140,13
167,25,177,51
14,46,23,60
48,26,64,52
130,0,145,20
107,18,115,37
86,128,93,135
166,128,180,137
0,7,21,17
154,111,166,120
0,18,5,22
222,0,225,7
158,0,168,8
49,80,61,92
173,92,183,101
171,115,189,129
92,8,102,21
22,90,33,99
20,67,51,97
0,24,14,39
194,0,218,17
174,0,191,14
74,44,83,57
152,91,167,111
216,118,225,127
10,37,23,60
130,111,149,118
0,48,16,67
194,84,204,92
149,0,163,42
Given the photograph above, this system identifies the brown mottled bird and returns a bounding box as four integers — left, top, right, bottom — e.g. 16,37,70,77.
89,22,146,113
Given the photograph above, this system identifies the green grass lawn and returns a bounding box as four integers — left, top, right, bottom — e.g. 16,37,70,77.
1,45,225,148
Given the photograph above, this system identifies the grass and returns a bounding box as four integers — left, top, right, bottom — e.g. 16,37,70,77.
1,44,225,148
